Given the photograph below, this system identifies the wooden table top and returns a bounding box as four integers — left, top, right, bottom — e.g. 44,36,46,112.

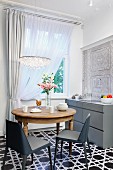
11,106,76,119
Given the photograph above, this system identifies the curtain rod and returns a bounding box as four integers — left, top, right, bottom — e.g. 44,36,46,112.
4,7,81,25
2,1,82,25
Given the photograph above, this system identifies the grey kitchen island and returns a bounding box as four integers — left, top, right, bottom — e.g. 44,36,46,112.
65,99,113,148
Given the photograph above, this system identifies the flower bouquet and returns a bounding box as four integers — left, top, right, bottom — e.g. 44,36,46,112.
38,73,57,107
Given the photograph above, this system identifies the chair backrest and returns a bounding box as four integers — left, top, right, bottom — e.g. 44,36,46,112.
78,113,90,143
6,119,32,155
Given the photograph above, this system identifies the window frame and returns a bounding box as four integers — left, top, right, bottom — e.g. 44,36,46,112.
40,56,69,99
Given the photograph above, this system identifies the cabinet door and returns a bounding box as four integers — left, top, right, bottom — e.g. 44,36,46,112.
68,106,83,122
74,107,83,122
66,99,83,107
83,109,103,130
89,127,103,148
73,120,83,132
82,102,103,112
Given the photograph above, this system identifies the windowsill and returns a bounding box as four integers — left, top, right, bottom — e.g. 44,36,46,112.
44,96,68,100
41,93,69,100
41,92,68,99
21,96,69,101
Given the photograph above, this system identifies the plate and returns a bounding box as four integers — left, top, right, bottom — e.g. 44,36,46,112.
30,108,42,113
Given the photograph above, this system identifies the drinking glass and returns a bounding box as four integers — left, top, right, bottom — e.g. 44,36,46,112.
36,99,42,108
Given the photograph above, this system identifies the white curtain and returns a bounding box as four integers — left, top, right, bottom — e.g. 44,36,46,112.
17,15,74,100
6,9,25,120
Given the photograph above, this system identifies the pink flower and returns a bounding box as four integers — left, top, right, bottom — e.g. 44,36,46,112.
53,84,58,88
38,73,57,94
38,83,57,90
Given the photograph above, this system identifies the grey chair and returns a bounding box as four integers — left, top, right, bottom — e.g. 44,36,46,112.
54,113,91,170
2,120,53,170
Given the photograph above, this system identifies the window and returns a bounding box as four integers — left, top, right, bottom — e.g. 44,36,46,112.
19,16,73,100
54,58,64,93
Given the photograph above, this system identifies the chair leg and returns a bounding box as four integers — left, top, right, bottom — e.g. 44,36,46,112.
2,147,8,169
54,138,59,168
48,146,53,170
22,155,27,170
83,143,88,170
31,153,33,164
87,138,91,156
61,140,63,158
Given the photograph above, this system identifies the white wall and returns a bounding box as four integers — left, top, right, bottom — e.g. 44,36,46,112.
0,7,83,135
83,8,113,46
69,25,83,97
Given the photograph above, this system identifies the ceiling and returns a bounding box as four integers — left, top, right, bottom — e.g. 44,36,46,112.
2,0,113,21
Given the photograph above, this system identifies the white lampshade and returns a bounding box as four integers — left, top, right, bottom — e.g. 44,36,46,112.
19,56,51,68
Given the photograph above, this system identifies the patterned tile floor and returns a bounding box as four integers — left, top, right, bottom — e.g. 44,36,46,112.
0,130,113,169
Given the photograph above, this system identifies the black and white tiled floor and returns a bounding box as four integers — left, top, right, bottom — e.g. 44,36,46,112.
0,130,113,169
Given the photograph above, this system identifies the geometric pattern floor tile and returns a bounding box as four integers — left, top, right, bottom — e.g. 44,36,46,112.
0,130,113,169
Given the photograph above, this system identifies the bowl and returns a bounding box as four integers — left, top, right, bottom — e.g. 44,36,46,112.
57,104,68,111
58,103,68,107
101,98,113,104
75,96,79,100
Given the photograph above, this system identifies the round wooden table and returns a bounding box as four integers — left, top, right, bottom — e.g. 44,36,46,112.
12,106,76,154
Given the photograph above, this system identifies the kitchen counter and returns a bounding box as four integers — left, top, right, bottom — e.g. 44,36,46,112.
75,99,113,105
65,98,113,148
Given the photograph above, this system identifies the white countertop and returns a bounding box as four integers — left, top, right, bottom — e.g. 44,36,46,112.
75,99,113,105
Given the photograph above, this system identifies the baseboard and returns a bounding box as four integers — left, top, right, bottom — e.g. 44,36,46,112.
0,130,4,136
0,123,65,136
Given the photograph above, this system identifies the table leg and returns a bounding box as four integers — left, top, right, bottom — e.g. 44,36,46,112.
23,121,28,136
69,118,74,155
56,123,60,135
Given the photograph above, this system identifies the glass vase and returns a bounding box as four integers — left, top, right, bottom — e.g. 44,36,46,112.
45,93,51,108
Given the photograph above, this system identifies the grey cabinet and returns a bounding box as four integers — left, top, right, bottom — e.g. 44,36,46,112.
65,99,113,149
